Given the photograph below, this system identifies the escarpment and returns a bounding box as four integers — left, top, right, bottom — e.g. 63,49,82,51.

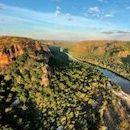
0,36,51,73
0,36,52,88
1,36,130,130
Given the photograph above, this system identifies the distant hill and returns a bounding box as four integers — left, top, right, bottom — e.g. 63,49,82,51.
63,40,130,79
70,40,130,57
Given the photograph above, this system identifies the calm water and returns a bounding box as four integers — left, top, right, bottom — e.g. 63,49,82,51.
98,68,130,94
65,51,130,95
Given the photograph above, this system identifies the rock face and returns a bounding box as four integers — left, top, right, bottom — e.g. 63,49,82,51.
0,36,50,64
0,37,52,83
1,44,24,63
0,37,25,65
0,53,9,65
117,50,129,57
40,64,51,87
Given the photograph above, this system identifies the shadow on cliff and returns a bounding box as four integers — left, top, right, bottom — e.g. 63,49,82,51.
49,46,70,67
122,55,130,64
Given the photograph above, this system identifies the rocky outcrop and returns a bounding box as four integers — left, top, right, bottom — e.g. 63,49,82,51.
0,37,52,79
0,53,9,65
117,50,129,57
0,36,51,64
2,44,24,62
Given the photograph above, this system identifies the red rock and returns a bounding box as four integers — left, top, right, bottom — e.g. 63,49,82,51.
0,54,9,65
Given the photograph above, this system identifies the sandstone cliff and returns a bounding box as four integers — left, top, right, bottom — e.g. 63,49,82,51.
0,36,51,87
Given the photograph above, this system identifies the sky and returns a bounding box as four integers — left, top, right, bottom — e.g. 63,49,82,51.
0,0,130,41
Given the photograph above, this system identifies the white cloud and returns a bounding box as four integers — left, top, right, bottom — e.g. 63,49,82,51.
88,6,101,17
55,10,61,16
104,14,113,18
88,6,101,13
0,2,114,27
0,2,124,40
55,6,73,21
88,4,114,19
55,6,61,16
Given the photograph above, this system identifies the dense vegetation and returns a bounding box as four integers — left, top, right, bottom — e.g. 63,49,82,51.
0,42,129,130
49,61,116,130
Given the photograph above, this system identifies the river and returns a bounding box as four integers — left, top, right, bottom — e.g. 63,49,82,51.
65,52,130,95
98,68,130,94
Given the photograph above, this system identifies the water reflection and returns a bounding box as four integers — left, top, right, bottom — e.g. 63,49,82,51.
98,67,130,94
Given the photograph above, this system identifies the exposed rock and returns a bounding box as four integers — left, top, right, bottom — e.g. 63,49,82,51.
41,65,50,87
117,51,129,57
0,36,50,63
0,36,52,80
0,53,9,65
41,77,49,87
